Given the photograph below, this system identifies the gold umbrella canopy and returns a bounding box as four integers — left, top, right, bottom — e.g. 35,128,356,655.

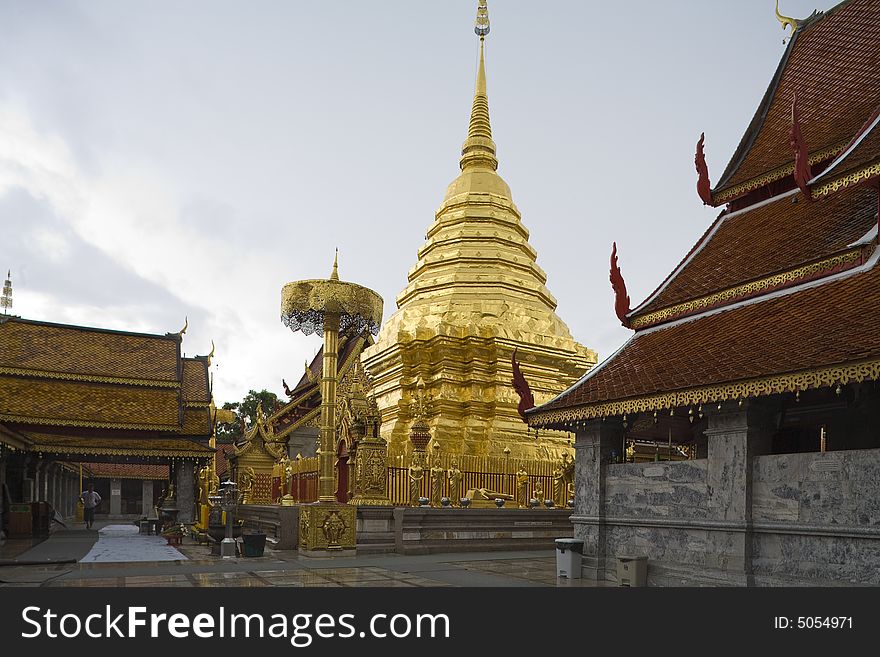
280,277,384,337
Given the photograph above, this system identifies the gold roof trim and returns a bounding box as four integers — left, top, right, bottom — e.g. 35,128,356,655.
812,160,880,200
528,358,880,428
713,141,847,204
630,250,862,329
0,366,180,388
0,413,178,432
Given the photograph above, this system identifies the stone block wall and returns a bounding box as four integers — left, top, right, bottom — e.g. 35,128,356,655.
583,447,880,585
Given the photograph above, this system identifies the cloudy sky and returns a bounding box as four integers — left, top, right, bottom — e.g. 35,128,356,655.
0,0,833,405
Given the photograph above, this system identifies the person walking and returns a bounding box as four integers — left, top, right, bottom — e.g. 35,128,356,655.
80,483,101,530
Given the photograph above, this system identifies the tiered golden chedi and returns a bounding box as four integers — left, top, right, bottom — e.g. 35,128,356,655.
362,17,596,459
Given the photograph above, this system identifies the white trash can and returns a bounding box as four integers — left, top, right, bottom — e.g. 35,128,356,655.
616,556,648,586
555,538,584,579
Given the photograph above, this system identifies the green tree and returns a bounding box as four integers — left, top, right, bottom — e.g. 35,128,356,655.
215,390,281,443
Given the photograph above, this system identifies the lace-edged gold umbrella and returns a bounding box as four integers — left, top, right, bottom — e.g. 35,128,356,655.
281,253,383,502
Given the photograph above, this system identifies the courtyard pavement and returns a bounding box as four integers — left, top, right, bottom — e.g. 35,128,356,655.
0,520,608,588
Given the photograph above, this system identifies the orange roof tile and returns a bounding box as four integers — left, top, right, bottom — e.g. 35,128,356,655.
635,183,878,319
530,261,880,424
182,358,210,403
0,318,179,383
0,376,180,430
715,0,880,197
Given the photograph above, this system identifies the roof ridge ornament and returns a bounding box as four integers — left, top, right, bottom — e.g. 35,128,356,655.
610,243,632,329
775,0,798,43
695,133,713,206
790,93,813,202
1,269,12,315
178,316,188,336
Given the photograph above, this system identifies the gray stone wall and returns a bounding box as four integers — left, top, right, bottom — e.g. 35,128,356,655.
605,460,708,519
589,445,880,585
753,448,880,525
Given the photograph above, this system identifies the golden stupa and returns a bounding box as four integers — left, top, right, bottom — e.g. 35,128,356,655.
362,1,596,459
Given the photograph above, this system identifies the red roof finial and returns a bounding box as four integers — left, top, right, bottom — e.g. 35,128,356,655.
695,133,713,205
610,242,632,329
511,348,535,421
790,93,813,201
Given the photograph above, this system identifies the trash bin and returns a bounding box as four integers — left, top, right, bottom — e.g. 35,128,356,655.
555,538,584,579
242,532,267,557
7,503,33,538
32,501,51,536
616,556,648,586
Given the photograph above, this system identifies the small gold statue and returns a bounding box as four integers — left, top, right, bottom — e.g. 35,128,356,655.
515,466,529,508
238,466,256,504
533,480,544,505
408,453,425,507
430,459,444,507
447,459,462,506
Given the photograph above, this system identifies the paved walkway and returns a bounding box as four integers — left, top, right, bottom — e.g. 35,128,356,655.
0,521,609,588
80,524,186,563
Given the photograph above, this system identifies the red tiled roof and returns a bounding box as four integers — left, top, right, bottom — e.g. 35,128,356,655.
531,260,880,421
714,0,880,196
635,183,878,317
812,108,880,186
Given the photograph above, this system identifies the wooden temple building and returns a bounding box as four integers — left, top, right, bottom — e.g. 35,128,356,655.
0,316,215,537
527,0,880,585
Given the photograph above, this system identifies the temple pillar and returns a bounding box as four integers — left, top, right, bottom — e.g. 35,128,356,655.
572,418,623,580
0,454,7,540
52,466,60,510
110,478,122,515
176,461,195,524
705,399,776,586
142,480,153,518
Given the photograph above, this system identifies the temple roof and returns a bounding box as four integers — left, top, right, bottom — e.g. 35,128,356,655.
269,331,369,438
0,317,179,384
529,2,880,427
529,254,880,427
632,182,878,327
713,0,880,203
0,316,213,446
19,432,214,460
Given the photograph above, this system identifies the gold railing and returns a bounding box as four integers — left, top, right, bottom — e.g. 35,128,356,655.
274,452,566,507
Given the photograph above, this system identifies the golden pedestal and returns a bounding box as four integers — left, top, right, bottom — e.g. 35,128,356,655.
75,499,84,523
298,503,356,555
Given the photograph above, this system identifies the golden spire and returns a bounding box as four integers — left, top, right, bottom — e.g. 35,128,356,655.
330,249,339,281
460,1,497,172
775,0,798,39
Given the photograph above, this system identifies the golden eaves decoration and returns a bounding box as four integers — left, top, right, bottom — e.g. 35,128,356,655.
0,366,180,389
713,141,847,204
0,413,179,432
812,161,880,200
528,358,880,428
630,250,862,329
